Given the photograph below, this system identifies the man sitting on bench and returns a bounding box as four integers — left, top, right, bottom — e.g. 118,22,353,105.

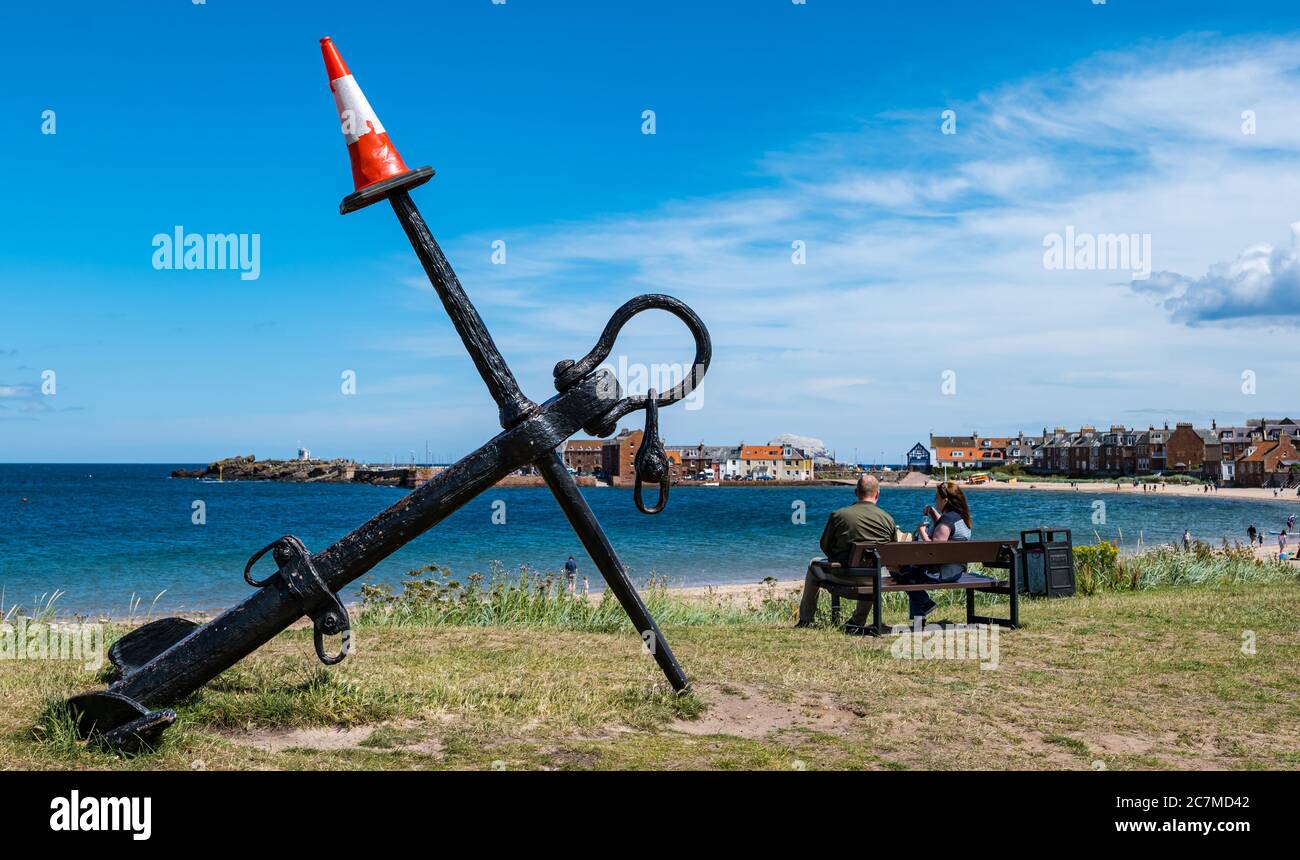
796,474,897,628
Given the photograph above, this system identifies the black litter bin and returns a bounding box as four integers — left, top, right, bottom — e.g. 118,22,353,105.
1019,527,1076,597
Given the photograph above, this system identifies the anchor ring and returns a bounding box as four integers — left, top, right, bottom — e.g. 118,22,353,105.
552,293,712,436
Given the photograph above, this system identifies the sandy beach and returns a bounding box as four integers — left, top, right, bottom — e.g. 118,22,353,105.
914,477,1300,504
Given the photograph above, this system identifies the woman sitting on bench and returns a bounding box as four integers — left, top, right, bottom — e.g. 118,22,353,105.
896,480,973,620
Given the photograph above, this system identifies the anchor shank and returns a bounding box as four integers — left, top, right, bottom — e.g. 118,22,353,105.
535,454,690,691
388,189,537,429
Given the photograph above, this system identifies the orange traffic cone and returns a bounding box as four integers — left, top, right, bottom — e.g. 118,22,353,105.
322,36,432,214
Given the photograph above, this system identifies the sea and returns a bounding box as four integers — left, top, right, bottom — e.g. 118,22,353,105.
1,464,1295,616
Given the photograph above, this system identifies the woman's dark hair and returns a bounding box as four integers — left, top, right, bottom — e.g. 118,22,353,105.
937,481,972,528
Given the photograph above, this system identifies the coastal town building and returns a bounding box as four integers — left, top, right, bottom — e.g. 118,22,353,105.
1099,426,1140,475
931,435,982,469
1246,417,1300,442
601,429,641,485
979,437,1010,467
561,439,604,474
905,442,931,472
1037,428,1072,473
739,444,782,479
932,414,1300,487
1235,435,1300,487
1007,433,1042,467
1165,422,1205,473
670,446,743,480
597,429,685,486
1215,423,1254,483
778,444,815,480
572,433,816,484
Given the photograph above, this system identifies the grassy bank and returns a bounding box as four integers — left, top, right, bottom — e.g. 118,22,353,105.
3,554,1298,771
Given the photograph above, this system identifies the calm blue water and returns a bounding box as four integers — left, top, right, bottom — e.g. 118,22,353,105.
1,464,1295,615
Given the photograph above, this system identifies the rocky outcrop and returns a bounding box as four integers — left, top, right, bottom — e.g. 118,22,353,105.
171,457,600,489
171,456,356,483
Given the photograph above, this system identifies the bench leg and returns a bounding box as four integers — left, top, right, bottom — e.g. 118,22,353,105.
966,554,1022,630
968,584,1019,629
1008,548,1020,628
830,592,841,626
870,567,885,635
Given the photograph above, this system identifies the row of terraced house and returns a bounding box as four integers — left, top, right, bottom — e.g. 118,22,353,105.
559,429,816,486
929,417,1300,488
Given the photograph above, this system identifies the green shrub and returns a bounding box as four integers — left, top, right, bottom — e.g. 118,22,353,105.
1071,541,1296,595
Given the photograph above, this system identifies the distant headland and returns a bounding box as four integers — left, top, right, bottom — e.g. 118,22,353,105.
169,455,600,489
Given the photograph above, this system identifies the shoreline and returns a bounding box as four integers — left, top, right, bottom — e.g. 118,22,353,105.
915,478,1300,504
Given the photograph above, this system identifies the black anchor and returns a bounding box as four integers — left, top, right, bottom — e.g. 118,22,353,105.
65,166,711,753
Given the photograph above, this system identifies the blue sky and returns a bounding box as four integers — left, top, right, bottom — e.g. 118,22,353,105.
4,0,1300,463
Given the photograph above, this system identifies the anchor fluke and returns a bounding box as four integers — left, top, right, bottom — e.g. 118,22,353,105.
108,616,201,676
66,691,175,754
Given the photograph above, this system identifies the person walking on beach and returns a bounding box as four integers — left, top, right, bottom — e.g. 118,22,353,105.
1279,529,1289,558
1247,524,1258,546
563,555,579,593
1182,529,1192,551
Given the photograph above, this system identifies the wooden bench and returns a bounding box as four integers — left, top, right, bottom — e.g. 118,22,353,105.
810,539,1020,635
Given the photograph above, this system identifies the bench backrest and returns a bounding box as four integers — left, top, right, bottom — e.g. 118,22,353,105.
847,539,1015,568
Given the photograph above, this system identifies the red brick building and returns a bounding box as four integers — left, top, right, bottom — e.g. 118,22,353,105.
1235,436,1300,488
1164,422,1206,473
601,428,682,486
562,439,604,474
1099,426,1140,475
602,429,643,485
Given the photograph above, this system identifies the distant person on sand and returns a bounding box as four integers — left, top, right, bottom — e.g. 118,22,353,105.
1182,529,1191,551
1279,529,1289,557
797,474,897,630
563,555,578,593
1247,524,1257,546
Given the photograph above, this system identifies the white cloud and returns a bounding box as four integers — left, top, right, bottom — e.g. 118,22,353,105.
373,32,1300,455
1138,222,1300,323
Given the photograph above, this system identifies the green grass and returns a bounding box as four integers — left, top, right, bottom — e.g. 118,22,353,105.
4,557,1299,771
357,563,798,630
